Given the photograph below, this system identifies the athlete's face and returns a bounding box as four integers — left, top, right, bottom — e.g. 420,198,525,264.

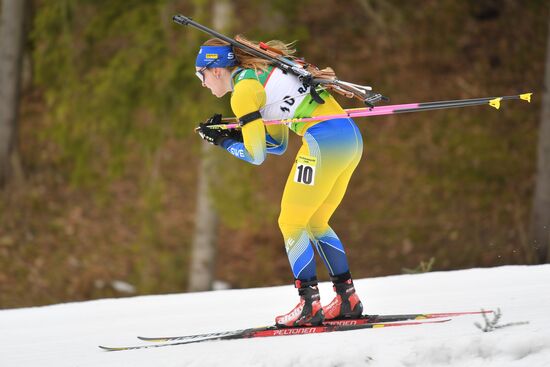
196,67,232,98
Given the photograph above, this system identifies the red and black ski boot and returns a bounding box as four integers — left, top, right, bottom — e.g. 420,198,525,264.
323,273,363,320
275,280,325,328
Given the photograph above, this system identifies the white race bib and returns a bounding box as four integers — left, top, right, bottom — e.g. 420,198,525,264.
294,155,317,185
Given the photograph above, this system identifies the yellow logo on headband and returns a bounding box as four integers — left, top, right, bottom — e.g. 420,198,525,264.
205,54,219,59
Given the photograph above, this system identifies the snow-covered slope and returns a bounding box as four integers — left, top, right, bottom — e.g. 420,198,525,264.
1,265,549,367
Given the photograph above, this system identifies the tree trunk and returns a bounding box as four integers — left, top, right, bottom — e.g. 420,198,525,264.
188,0,233,291
0,0,27,188
188,144,220,292
531,18,550,263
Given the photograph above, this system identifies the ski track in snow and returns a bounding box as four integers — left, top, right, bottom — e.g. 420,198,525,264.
1,265,549,367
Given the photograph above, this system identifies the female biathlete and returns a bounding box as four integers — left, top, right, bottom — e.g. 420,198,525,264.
195,37,364,327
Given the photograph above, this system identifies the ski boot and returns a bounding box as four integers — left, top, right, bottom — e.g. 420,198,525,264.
323,273,363,320
275,279,325,328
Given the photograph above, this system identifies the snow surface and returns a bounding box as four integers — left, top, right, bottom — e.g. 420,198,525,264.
1,265,549,367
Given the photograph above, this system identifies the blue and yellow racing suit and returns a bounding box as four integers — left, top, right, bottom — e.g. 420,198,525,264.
219,66,363,283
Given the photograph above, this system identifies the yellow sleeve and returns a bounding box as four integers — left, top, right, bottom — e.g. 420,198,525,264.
229,79,267,165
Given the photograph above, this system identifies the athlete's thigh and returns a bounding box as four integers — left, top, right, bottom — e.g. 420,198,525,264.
308,138,363,231
279,144,338,228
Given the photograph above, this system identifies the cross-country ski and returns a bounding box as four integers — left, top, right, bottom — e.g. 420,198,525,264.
99,318,451,351
135,310,492,343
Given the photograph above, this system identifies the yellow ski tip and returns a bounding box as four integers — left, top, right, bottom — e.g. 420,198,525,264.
520,93,533,103
489,97,502,110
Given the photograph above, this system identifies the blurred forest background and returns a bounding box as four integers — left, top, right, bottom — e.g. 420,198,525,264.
0,0,549,308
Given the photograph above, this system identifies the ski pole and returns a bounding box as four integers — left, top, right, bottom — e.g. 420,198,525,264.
200,93,532,130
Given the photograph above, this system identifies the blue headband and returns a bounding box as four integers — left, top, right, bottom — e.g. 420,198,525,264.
195,45,238,67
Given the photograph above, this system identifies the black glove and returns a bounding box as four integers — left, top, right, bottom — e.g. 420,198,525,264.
226,128,243,143
197,114,227,145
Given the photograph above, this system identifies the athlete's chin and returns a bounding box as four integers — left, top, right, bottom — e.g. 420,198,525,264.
212,90,228,98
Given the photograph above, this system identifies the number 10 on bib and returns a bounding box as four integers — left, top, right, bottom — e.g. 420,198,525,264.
294,155,317,186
